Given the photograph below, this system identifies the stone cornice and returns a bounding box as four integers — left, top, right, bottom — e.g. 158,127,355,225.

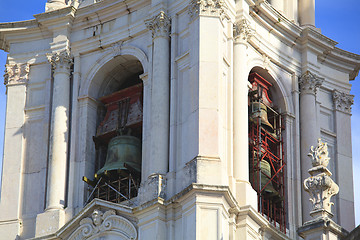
233,19,254,44
47,50,73,72
145,11,171,39
3,63,30,86
299,71,324,95
188,0,227,20
332,90,354,113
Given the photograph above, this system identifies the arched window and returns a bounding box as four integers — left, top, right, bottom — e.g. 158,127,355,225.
83,56,144,205
248,72,286,232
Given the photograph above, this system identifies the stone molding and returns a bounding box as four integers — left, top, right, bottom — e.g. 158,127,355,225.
188,0,227,20
333,89,354,113
68,209,137,240
299,71,324,95
3,63,30,86
304,139,339,220
233,19,254,44
145,11,171,39
47,50,73,72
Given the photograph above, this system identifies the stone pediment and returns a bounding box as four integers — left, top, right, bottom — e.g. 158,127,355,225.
57,199,138,240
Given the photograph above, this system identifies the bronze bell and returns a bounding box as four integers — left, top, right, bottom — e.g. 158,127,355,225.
250,159,278,196
250,102,274,131
96,135,141,178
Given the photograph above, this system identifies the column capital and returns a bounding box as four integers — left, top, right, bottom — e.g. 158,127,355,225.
3,63,30,86
299,71,323,95
145,11,171,39
233,19,254,44
47,50,73,72
332,89,354,113
188,0,227,20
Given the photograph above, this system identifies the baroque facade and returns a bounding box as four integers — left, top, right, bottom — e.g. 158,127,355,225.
0,0,359,239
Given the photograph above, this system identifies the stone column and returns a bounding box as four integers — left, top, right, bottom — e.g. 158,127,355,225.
36,50,72,237
0,63,29,239
299,0,315,27
46,50,73,210
139,12,170,203
299,71,323,223
233,19,257,208
332,90,355,231
145,11,171,176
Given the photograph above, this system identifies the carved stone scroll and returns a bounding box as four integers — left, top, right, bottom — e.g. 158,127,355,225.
145,11,171,39
3,63,30,86
188,0,227,20
333,89,354,113
47,50,73,72
68,209,137,240
299,71,324,95
233,19,254,44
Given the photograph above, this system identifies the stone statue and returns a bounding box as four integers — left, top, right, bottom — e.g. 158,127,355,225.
303,138,339,220
45,0,68,12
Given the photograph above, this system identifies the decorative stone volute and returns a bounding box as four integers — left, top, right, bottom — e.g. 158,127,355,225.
299,71,324,95
333,89,354,113
304,139,339,220
145,11,171,39
68,209,137,240
47,50,73,73
188,0,227,20
3,63,30,86
233,19,254,44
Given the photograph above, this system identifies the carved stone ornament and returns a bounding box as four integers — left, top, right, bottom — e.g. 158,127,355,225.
299,71,324,95
3,63,30,86
145,11,171,39
304,139,339,220
111,41,123,57
47,50,73,72
333,89,354,113
68,209,137,240
188,0,227,20
45,0,67,12
308,138,330,168
233,19,254,44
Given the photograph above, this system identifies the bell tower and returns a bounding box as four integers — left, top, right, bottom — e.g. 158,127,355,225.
0,0,359,239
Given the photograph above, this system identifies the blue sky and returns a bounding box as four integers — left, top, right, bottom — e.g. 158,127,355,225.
0,0,359,226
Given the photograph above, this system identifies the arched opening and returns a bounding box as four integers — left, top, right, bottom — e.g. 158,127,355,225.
248,68,287,232
84,55,144,205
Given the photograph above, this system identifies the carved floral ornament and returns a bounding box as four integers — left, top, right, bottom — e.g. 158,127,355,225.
304,139,339,219
68,209,137,240
3,63,30,86
333,89,354,113
299,71,324,95
145,11,171,39
46,50,73,71
233,19,254,44
188,0,227,20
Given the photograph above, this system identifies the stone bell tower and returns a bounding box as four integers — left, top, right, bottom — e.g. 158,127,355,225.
0,0,359,239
